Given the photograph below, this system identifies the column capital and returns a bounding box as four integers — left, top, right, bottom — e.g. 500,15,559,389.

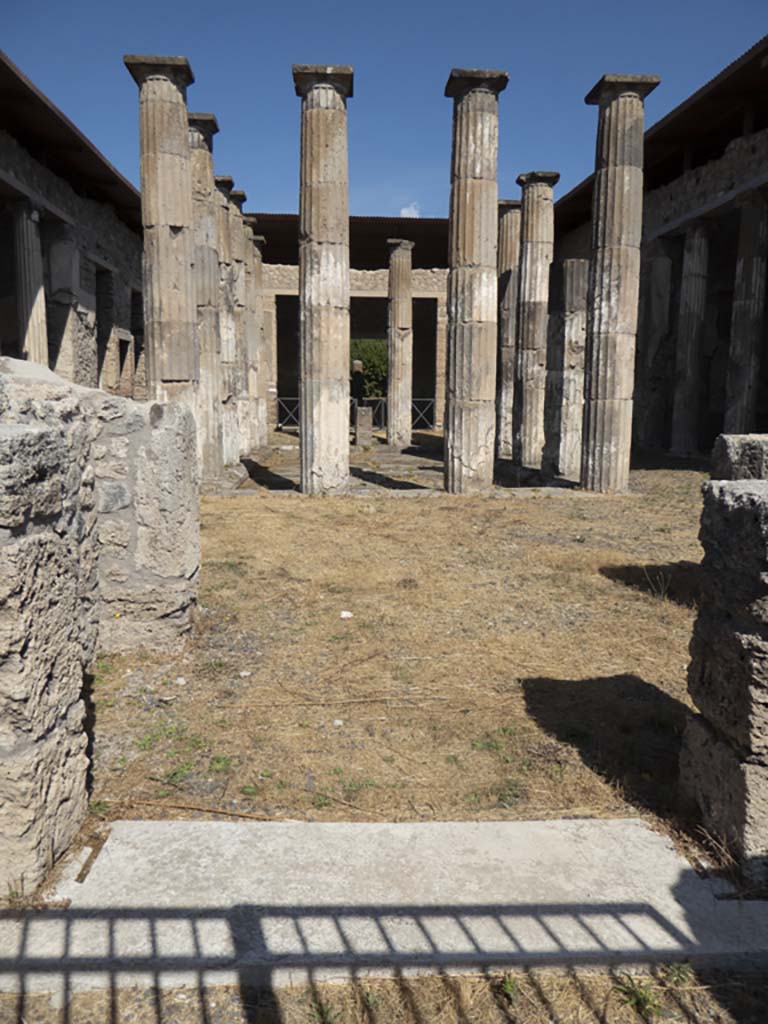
445,68,508,98
188,112,219,148
230,189,247,211
293,64,354,99
124,54,194,89
498,199,522,212
516,171,560,189
585,73,660,106
215,175,234,196
387,238,415,253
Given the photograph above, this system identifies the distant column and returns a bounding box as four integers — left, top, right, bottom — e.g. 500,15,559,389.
724,195,768,435
515,172,559,468
13,200,49,366
188,112,223,481
214,175,239,465
434,294,447,430
124,55,198,403
670,221,709,455
230,189,251,457
444,68,509,494
263,292,278,430
581,73,660,493
387,239,415,448
293,64,354,495
543,258,589,479
496,199,521,459
245,227,268,451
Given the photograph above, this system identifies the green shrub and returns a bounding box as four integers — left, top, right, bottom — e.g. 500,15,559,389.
351,338,387,398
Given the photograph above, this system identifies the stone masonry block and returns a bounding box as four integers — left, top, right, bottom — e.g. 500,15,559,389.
680,715,768,885
712,434,768,481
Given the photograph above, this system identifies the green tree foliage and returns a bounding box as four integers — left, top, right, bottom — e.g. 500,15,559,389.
351,338,388,398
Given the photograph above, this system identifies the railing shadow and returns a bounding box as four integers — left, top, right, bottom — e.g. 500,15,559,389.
2,882,767,1023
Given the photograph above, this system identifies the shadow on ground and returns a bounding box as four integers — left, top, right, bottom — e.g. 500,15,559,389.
600,560,703,608
3,885,768,1023
522,673,688,819
240,458,297,491
349,467,427,491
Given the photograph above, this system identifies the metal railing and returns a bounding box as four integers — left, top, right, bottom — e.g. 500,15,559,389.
278,397,436,431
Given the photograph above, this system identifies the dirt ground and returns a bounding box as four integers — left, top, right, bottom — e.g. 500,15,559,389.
86,447,707,836
6,966,768,1024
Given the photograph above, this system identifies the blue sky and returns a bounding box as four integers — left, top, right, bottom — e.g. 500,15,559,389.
5,0,766,218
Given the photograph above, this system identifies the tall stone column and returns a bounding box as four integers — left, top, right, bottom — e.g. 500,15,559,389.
515,173,559,468
188,112,223,482
214,175,239,465
244,228,268,451
230,189,251,457
670,221,709,455
633,243,673,450
724,195,768,435
293,65,353,495
581,74,659,493
496,199,521,459
434,295,447,430
13,200,49,365
263,291,278,430
444,68,509,494
387,239,414,448
124,55,198,404
543,258,589,479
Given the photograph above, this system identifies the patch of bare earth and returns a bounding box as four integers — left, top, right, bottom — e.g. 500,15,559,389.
86,465,706,831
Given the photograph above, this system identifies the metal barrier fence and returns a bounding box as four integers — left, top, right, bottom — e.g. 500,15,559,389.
278,397,436,431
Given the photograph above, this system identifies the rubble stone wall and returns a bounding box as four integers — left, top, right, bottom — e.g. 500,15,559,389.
0,358,199,890
680,480,768,884
712,434,768,480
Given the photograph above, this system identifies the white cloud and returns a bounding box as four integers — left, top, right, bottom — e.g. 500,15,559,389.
399,201,421,218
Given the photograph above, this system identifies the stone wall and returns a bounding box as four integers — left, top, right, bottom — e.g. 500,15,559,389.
0,130,142,390
0,358,199,891
0,406,98,892
263,263,447,297
712,434,768,480
680,480,768,884
0,358,199,651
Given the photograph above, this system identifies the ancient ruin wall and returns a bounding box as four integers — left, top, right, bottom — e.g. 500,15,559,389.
680,480,768,883
0,359,199,650
263,264,447,297
0,130,142,388
0,398,98,891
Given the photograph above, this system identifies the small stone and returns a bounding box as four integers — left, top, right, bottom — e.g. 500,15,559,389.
175,676,187,686
333,719,344,727
239,670,252,678
340,610,353,620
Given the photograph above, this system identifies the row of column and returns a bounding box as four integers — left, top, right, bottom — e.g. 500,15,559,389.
492,74,658,493
124,54,271,483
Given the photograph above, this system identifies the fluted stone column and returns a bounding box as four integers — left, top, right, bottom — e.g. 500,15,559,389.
387,239,414,448
13,201,49,365
244,228,268,451
496,199,521,459
230,189,251,457
263,292,278,430
124,55,198,403
515,173,559,468
543,258,589,479
724,195,768,435
444,68,509,494
435,295,447,430
293,64,353,495
581,74,660,493
215,175,239,465
670,222,709,455
188,112,223,481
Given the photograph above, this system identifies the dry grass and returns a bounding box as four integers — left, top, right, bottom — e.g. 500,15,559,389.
86,464,706,831
5,966,768,1023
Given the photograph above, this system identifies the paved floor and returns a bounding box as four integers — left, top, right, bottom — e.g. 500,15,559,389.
2,819,767,1002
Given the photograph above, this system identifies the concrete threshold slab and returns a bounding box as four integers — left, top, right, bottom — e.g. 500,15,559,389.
2,819,767,1001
